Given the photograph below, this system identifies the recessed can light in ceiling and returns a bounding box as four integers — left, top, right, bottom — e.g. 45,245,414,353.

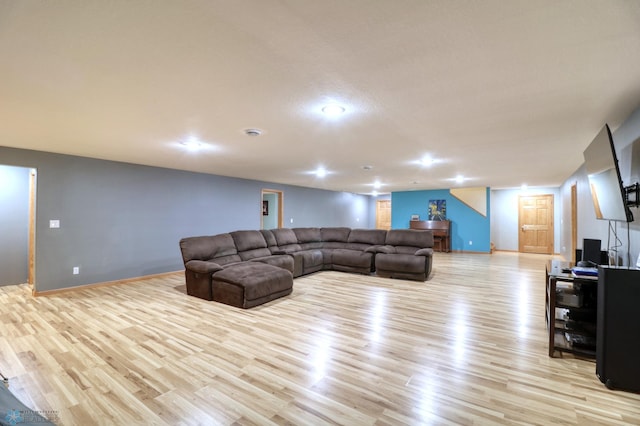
321,104,346,116
180,136,203,151
362,165,373,171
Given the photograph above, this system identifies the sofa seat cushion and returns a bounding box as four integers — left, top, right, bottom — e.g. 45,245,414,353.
250,254,295,274
212,263,293,308
331,249,374,268
238,247,273,261
297,249,324,268
375,253,428,273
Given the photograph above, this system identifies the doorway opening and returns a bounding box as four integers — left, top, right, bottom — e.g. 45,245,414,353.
0,165,36,288
261,189,283,229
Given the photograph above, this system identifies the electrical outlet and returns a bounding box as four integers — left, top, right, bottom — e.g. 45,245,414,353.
469,240,473,246
49,220,60,228
73,267,79,275
290,218,294,224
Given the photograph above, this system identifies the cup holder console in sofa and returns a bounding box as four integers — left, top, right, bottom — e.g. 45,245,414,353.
179,227,434,308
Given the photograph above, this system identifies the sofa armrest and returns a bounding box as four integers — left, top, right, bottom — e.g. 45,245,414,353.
415,248,434,256
185,260,223,274
373,245,396,254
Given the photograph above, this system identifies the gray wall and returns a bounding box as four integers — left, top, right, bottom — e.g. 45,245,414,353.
0,165,30,285
0,147,372,292
559,106,640,266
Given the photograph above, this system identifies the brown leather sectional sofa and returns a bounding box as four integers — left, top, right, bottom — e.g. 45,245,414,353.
179,227,434,308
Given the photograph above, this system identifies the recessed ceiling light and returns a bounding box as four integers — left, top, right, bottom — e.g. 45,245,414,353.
315,167,327,178
372,191,379,197
455,175,465,184
180,136,203,151
373,181,381,189
420,156,435,166
321,104,346,116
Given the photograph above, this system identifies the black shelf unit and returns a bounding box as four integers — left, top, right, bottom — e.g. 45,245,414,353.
545,260,598,358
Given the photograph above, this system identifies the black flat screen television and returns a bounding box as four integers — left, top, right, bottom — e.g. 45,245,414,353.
583,124,633,222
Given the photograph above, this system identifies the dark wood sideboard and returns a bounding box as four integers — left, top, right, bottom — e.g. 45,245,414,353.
409,220,450,252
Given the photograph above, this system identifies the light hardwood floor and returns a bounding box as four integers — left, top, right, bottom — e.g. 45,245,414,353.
1,252,639,425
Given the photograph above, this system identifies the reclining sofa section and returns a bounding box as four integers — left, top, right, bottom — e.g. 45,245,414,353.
179,227,434,308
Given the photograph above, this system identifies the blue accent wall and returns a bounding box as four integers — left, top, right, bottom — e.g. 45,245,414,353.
391,188,491,252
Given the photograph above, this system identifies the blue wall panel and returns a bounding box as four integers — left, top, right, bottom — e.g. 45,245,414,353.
391,188,491,252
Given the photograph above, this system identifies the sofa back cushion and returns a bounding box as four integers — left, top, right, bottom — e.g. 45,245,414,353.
293,227,322,250
270,228,301,253
385,229,434,248
231,230,272,261
345,229,387,251
179,234,241,266
260,229,278,248
348,229,387,245
293,227,321,243
321,227,351,243
271,228,298,245
231,230,267,251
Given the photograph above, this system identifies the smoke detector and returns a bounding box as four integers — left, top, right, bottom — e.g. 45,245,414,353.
244,128,262,137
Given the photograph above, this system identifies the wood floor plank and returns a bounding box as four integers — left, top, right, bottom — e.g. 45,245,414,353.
1,252,639,425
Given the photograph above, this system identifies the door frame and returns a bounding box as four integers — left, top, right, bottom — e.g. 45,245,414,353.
261,189,284,229
28,168,37,286
571,183,577,263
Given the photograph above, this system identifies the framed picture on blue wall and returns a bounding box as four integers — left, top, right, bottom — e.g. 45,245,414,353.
428,199,446,220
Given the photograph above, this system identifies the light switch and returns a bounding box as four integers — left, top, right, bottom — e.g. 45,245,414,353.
49,220,60,228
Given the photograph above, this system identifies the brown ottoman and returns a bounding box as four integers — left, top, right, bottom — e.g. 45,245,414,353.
211,262,293,308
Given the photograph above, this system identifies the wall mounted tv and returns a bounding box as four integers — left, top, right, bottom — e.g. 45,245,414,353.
583,124,633,222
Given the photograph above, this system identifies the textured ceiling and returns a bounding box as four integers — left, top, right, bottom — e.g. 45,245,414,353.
1,0,640,194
